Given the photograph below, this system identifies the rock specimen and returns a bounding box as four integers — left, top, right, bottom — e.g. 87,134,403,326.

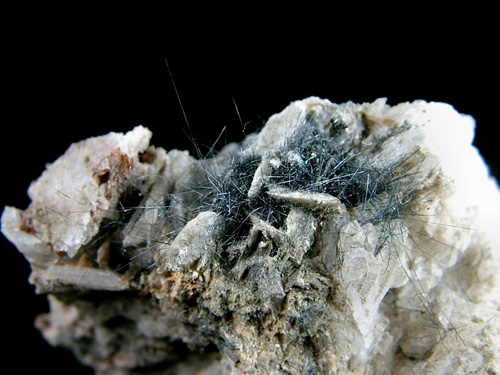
2,97,499,374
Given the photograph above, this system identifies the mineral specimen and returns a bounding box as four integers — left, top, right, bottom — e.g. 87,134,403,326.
2,97,499,374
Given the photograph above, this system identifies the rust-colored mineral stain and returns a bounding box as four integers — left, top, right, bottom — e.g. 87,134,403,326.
139,147,156,164
97,169,111,185
55,249,68,258
19,212,36,235
78,252,96,268
118,153,132,175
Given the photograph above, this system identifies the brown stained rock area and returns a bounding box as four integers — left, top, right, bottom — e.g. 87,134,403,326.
93,148,132,202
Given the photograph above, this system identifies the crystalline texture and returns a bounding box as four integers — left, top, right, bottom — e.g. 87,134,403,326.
2,97,499,374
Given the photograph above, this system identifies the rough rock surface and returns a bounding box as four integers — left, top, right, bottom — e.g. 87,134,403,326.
2,97,500,374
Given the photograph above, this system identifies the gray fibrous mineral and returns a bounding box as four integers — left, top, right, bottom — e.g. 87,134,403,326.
2,97,500,375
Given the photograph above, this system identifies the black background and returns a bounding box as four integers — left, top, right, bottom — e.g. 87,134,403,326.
1,51,496,374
